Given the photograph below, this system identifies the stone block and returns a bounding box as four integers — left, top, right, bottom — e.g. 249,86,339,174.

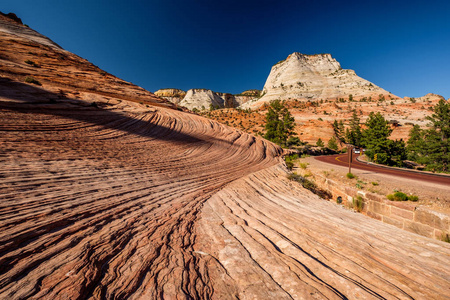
389,201,416,212
366,210,382,221
414,208,450,231
391,206,414,220
370,201,390,216
365,192,384,203
404,220,434,238
382,216,404,229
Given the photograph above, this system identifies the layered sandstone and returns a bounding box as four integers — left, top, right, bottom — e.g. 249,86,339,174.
154,88,186,104
245,52,395,108
1,13,450,299
179,89,226,110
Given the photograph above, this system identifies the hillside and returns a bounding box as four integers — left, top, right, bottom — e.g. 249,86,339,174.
1,13,449,299
244,52,397,109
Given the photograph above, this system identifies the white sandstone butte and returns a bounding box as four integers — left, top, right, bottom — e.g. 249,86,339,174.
245,52,395,108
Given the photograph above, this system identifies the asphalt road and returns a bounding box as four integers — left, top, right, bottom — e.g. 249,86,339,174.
315,154,450,186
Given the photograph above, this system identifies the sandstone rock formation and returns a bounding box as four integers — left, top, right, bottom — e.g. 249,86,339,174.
154,88,186,104
405,92,446,102
1,14,450,299
245,52,395,108
235,89,261,106
154,88,260,110
0,13,174,110
179,89,226,110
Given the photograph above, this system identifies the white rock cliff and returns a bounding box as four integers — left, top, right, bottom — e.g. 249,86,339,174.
245,52,394,108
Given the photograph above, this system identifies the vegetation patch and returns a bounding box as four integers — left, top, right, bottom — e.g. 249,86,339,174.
386,191,418,202
287,173,332,200
25,76,41,85
284,153,298,171
352,196,364,212
346,172,355,179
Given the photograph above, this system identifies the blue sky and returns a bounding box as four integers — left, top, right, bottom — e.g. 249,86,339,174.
2,0,450,98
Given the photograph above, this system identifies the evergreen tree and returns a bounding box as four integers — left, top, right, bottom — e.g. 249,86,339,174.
316,138,324,147
361,112,406,166
406,125,424,161
345,109,362,146
327,136,338,150
407,99,450,172
264,100,295,147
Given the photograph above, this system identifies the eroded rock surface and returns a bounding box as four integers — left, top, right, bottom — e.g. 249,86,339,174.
1,13,449,300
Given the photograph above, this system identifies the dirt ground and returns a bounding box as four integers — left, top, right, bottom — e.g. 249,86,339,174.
296,156,450,214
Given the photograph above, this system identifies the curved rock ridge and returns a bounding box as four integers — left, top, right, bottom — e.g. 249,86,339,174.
0,96,283,299
245,52,394,108
0,16,175,110
197,165,450,299
0,13,61,49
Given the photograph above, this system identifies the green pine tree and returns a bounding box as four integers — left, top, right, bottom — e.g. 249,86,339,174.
327,136,338,150
264,100,296,147
345,109,362,146
361,112,405,166
316,138,324,147
407,99,450,172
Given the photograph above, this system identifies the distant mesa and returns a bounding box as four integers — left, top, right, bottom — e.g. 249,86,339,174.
243,52,396,109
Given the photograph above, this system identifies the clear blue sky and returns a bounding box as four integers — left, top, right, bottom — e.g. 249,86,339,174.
3,0,450,98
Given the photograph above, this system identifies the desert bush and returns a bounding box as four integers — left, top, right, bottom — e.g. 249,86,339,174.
287,173,331,199
387,191,418,201
353,196,364,212
284,154,298,171
25,76,41,85
346,172,355,179
441,233,450,243
299,162,308,169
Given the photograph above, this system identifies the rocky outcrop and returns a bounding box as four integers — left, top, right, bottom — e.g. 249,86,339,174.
154,89,260,110
154,88,186,104
245,52,394,108
0,12,23,24
0,14,174,109
179,89,225,110
404,93,446,102
235,89,261,106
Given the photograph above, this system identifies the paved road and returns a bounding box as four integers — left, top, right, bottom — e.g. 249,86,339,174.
315,154,450,186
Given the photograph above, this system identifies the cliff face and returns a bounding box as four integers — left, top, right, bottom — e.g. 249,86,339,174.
246,52,394,108
178,89,225,110
154,88,186,104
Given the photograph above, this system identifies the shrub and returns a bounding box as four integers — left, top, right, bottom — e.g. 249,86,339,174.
346,172,355,179
371,181,379,186
24,76,41,85
408,195,419,202
441,233,450,243
299,162,308,169
353,196,364,212
287,173,332,199
284,154,298,171
386,191,418,201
